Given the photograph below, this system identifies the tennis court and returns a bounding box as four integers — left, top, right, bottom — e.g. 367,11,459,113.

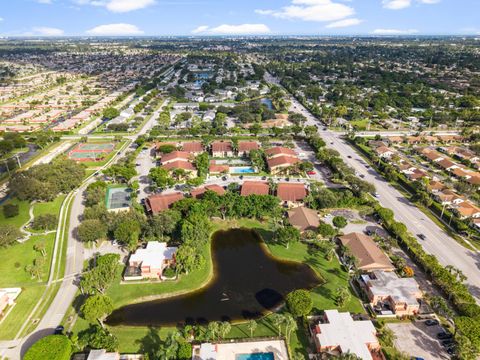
67,142,115,162
106,186,132,212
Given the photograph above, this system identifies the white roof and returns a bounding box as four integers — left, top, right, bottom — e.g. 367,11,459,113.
316,310,378,360
87,349,119,360
129,242,177,268
194,343,217,360
363,271,421,305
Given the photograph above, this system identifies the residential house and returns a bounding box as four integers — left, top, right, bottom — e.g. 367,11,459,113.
313,310,383,359
426,180,446,194
277,183,307,207
211,141,234,157
238,141,259,157
86,349,120,360
338,232,395,272
145,192,184,214
437,158,458,171
454,202,480,219
160,151,192,165
374,146,395,159
267,155,301,175
265,146,297,159
435,189,466,206
287,206,320,232
125,242,177,280
209,161,229,175
361,271,422,316
241,181,270,196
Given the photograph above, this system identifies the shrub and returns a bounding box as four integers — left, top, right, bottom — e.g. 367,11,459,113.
3,204,19,218
163,267,176,278
286,289,313,318
332,216,348,229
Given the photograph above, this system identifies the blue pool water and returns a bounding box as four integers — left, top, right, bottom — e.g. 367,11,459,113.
236,353,274,360
260,98,273,110
230,166,255,174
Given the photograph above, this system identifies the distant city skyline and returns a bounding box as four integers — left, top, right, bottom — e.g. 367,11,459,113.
1,0,479,37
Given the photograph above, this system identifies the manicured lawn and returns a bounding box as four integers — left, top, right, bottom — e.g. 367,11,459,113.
32,195,65,219
0,233,55,287
0,198,30,228
0,285,46,340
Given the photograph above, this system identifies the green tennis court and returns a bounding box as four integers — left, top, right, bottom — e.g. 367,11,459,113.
106,187,132,211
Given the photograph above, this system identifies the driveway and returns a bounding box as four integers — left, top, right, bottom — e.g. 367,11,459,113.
387,321,449,360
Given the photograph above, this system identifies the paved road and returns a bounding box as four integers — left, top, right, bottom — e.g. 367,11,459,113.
265,72,480,302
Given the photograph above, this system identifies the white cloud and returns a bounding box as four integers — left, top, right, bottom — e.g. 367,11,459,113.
32,27,64,36
74,0,155,13
255,0,355,22
382,0,440,9
326,18,363,28
86,23,144,36
372,28,419,34
36,0,53,3
0,17,3,22
191,24,271,35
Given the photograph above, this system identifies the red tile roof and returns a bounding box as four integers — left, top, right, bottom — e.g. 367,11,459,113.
162,161,196,171
146,192,184,214
276,183,307,202
238,141,259,152
211,141,233,152
240,181,270,196
191,184,225,199
267,156,300,169
182,141,204,153
209,164,229,173
161,151,192,163
265,146,297,157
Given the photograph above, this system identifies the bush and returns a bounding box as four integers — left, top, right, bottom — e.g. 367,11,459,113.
3,203,19,218
332,216,348,229
24,335,72,360
177,342,192,359
286,289,313,318
163,267,176,278
31,214,58,231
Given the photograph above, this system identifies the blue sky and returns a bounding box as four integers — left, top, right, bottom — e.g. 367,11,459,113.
0,0,479,37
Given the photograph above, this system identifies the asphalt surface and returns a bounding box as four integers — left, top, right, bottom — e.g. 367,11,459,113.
265,72,480,303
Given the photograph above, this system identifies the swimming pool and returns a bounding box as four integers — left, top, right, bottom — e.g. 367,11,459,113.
230,166,255,174
236,352,274,360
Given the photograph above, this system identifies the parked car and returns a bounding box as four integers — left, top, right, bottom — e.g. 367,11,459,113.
442,340,455,347
54,325,64,335
425,319,439,326
307,171,316,175
418,234,426,240
437,331,453,340
360,174,365,178
347,155,352,158
261,176,267,180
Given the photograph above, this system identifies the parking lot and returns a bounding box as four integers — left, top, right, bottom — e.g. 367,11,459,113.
387,321,450,360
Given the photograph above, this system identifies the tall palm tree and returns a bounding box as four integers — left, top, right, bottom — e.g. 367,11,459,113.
284,314,297,342
271,313,285,336
247,319,257,338
219,321,231,339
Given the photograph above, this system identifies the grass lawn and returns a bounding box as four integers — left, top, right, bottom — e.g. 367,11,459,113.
0,198,30,228
32,195,65,219
0,233,56,287
0,284,46,340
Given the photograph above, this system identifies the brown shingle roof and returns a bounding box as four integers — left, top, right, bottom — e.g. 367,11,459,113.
339,232,394,272
267,156,300,169
277,183,307,202
287,206,320,232
265,146,297,158
161,151,192,164
162,161,196,171
240,181,270,196
146,192,184,214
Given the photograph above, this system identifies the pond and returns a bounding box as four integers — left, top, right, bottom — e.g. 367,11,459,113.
106,228,321,327
260,98,274,110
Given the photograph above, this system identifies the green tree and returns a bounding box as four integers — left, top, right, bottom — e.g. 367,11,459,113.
207,321,220,340
247,319,257,337
219,321,231,339
317,223,337,239
80,254,120,295
286,289,313,318
77,219,107,244
149,167,175,189
78,325,119,352
114,219,141,251
335,286,351,307
24,335,72,360
31,214,58,231
276,225,300,249
318,240,336,261
194,152,209,178
3,203,19,218
0,225,22,247
332,216,348,229
271,313,285,336
80,294,114,326
103,107,120,119
177,342,193,360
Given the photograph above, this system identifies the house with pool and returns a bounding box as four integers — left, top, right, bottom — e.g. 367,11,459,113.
192,339,289,360
124,241,177,281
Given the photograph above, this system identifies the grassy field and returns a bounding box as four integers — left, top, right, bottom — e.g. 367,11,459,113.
0,285,46,340
0,198,30,227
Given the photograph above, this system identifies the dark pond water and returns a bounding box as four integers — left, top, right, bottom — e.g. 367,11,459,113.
107,228,321,327
260,98,273,110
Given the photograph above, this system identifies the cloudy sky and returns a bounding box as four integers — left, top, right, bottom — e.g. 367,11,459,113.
1,0,479,37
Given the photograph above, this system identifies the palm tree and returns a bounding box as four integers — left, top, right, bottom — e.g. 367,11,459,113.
246,319,257,338
271,313,285,336
318,240,336,261
207,321,220,341
335,286,351,307
219,321,231,339
284,314,297,342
